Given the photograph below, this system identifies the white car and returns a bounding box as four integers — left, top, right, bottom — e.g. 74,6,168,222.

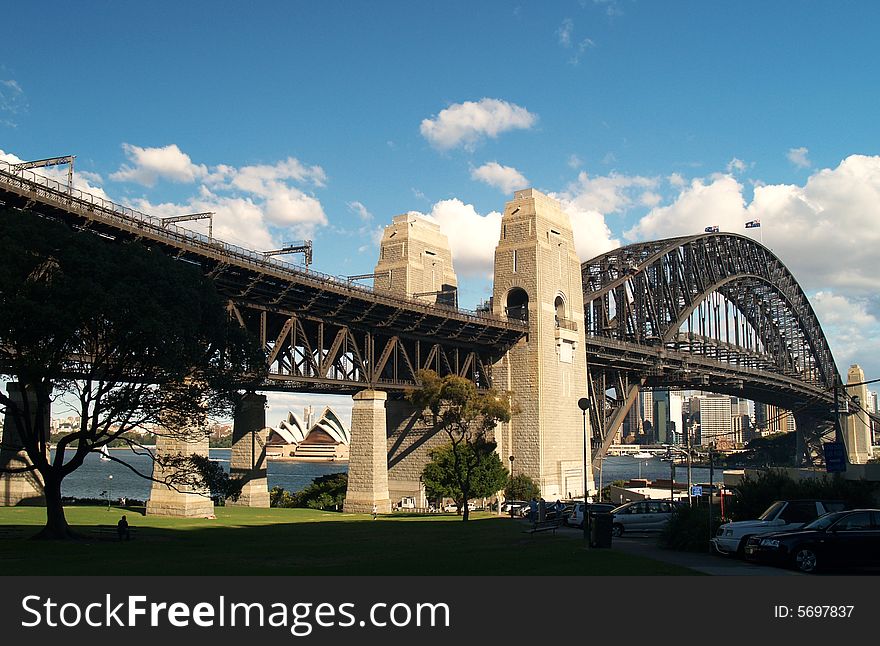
712,500,846,556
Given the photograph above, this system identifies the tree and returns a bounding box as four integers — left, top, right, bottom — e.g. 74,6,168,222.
269,474,348,510
504,473,540,502
423,443,508,513
0,209,265,538
408,370,514,521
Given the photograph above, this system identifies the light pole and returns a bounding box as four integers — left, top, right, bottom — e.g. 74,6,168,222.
578,397,591,548
107,474,113,511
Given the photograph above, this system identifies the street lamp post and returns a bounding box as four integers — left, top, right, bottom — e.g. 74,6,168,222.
107,474,113,511
578,397,591,549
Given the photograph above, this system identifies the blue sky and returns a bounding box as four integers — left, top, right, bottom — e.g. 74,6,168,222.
3,1,879,423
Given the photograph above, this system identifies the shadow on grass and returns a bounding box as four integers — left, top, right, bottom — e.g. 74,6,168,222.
0,513,699,576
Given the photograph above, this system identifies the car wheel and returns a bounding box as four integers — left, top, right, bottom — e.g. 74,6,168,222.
611,524,623,538
793,546,819,573
736,536,752,558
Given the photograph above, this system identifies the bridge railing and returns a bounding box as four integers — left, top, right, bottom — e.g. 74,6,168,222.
0,161,523,330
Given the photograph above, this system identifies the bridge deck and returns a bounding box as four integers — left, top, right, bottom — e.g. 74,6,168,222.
0,162,526,351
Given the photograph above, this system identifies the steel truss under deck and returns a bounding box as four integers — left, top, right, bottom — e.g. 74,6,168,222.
0,161,525,393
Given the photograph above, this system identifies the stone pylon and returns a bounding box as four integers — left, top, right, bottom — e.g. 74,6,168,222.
373,213,458,305
491,189,594,500
146,427,214,518
227,393,270,508
343,390,391,514
0,382,49,506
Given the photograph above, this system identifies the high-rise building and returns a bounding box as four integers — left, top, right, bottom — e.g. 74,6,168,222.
653,390,670,444
691,394,732,448
641,390,654,430
845,364,872,464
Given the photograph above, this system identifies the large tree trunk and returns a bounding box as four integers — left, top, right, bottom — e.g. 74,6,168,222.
33,474,76,540
461,491,470,522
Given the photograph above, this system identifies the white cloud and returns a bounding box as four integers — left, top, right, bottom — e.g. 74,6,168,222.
107,145,330,243
560,170,658,215
726,157,747,174
412,199,503,278
568,154,583,169
787,146,811,169
811,291,880,376
558,18,574,47
110,143,207,186
224,158,327,194
556,18,595,64
627,155,880,300
347,200,373,222
0,79,27,125
1,149,110,200
470,162,529,194
420,98,537,151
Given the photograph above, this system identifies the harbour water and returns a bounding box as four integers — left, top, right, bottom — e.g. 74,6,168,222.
55,449,723,502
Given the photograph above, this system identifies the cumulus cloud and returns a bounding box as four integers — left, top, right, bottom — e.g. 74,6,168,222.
412,199,503,278
559,170,658,215
811,291,880,376
106,145,330,243
787,146,811,169
470,162,529,194
420,98,537,151
1,148,110,200
110,143,207,186
626,155,880,300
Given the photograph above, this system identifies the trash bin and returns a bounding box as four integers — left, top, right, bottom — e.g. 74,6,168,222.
590,512,613,548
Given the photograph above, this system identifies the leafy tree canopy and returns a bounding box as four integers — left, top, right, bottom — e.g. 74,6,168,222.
423,443,508,506
408,370,515,520
504,473,540,501
0,209,265,538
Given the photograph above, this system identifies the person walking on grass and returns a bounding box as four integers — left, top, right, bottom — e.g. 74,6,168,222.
372,503,378,520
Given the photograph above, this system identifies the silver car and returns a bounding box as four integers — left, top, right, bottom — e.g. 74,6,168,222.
610,500,677,536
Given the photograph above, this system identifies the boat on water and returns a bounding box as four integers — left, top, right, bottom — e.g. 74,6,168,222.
99,445,111,461
631,451,654,459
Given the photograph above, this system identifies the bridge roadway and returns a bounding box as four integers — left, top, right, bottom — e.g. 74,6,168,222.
0,161,850,465
0,161,526,393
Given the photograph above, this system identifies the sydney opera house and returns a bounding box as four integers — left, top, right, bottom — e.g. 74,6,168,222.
265,407,350,461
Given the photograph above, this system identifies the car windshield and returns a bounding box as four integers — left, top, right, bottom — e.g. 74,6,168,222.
758,501,785,521
802,511,847,531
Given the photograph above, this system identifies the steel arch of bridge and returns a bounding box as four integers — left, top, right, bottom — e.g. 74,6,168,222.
581,233,839,466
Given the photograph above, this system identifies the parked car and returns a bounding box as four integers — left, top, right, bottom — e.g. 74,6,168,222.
610,500,678,536
501,500,529,515
711,500,847,556
744,509,880,573
566,502,617,528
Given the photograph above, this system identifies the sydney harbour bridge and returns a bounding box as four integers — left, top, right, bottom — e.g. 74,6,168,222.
0,157,846,511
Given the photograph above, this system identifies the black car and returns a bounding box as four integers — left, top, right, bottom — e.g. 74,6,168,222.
744,509,880,573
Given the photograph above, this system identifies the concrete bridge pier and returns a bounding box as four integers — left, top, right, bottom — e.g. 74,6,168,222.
146,420,214,517
0,382,49,506
343,389,392,514
227,392,270,508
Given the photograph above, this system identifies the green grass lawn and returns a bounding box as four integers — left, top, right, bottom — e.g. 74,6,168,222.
0,506,699,576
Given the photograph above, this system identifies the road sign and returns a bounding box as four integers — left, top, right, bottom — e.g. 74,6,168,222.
691,485,703,496
823,442,847,473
